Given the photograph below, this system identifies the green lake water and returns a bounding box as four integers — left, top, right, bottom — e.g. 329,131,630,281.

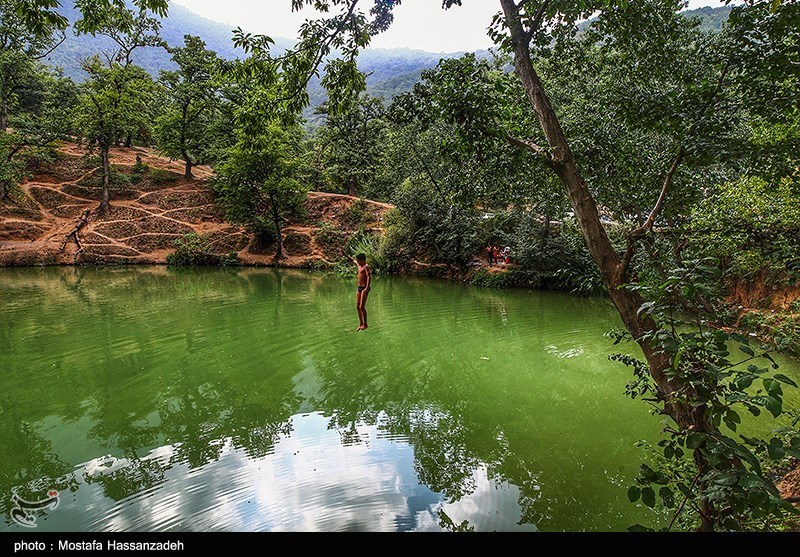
1,266,798,532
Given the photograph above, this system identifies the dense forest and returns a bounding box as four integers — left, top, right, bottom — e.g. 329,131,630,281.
2,0,799,532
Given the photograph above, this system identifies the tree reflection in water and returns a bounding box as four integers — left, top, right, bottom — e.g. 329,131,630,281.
0,266,674,531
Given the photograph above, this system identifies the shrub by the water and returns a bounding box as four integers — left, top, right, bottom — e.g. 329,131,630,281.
381,178,482,270
345,228,386,274
690,176,800,286
166,233,239,266
502,214,606,295
734,309,800,353
469,268,530,289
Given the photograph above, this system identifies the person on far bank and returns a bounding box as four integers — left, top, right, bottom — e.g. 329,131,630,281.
343,248,372,331
485,245,495,266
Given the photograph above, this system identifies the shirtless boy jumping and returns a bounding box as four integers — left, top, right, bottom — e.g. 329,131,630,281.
343,249,372,331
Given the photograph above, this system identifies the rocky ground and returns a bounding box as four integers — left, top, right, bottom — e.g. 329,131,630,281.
0,143,392,267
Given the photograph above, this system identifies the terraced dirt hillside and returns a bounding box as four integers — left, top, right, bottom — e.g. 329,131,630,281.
0,143,392,267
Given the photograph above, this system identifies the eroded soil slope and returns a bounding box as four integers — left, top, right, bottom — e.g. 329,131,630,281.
0,144,392,267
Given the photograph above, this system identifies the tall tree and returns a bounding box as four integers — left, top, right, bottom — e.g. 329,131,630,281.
154,35,220,179
387,53,555,212
68,0,164,212
0,0,65,131
72,0,165,148
313,94,387,197
212,122,307,260
0,67,78,202
73,0,165,67
75,57,157,213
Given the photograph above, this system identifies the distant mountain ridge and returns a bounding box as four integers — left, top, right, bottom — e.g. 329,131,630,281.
43,3,248,80
40,1,472,114
682,4,734,30
40,3,734,104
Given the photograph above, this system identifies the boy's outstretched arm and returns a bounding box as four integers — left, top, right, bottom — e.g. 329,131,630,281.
341,247,357,265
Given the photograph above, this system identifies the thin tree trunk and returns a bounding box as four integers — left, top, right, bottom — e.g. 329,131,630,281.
180,105,193,180
99,147,111,214
540,214,551,248
348,180,356,197
0,95,8,131
271,194,283,260
0,133,17,204
499,0,715,499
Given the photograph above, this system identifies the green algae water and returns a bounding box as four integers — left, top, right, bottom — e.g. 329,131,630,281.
1,266,798,532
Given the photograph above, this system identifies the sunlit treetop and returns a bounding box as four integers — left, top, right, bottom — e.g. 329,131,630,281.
224,0,403,121
14,0,168,37
1,0,67,55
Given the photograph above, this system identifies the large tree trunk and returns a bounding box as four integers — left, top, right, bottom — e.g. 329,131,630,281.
499,0,717,527
99,147,111,214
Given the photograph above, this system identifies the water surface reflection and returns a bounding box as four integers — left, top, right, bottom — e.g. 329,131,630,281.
6,267,778,531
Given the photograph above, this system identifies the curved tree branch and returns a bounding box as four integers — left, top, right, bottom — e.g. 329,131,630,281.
505,134,551,161
617,57,733,284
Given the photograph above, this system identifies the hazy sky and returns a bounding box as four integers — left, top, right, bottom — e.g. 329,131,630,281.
171,0,734,53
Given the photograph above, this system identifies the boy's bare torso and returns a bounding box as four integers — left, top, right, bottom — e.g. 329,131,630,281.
357,264,370,287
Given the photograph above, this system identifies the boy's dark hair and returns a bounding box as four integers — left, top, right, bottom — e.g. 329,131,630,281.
356,253,367,262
